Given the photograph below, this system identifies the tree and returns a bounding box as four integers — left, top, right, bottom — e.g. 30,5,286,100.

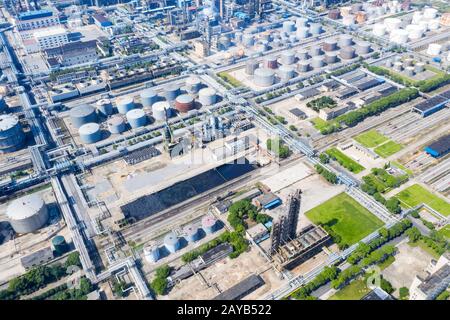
64,252,82,269
399,287,409,300
319,153,329,164
380,277,394,294
386,198,401,214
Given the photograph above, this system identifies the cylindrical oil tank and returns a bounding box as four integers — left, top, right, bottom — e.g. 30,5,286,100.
351,3,363,12
297,49,309,60
126,109,147,128
245,59,259,75
427,43,442,56
390,29,409,45
283,20,295,33
152,101,170,121
424,8,438,19
311,56,325,69
70,104,97,128
340,47,356,60
140,88,158,107
323,38,337,52
175,94,194,113
185,76,202,94
198,88,217,106
289,35,298,44
116,96,135,114
164,83,180,101
298,60,310,73
264,56,278,69
107,116,126,134
79,123,102,144
183,224,200,243
328,9,341,20
325,51,338,64
0,114,25,153
403,58,414,67
96,99,113,117
296,27,309,39
7,194,48,234
254,68,275,87
52,235,68,255
164,232,180,253
385,59,393,68
406,24,424,40
309,23,322,35
372,23,387,37
355,41,371,55
242,33,254,47
278,65,295,81
144,245,160,263
405,66,415,77
428,19,440,31
393,61,403,72
339,34,353,47
384,17,402,32
202,215,217,234
295,17,308,28
415,62,425,73
342,15,356,26
280,50,295,65
310,45,322,57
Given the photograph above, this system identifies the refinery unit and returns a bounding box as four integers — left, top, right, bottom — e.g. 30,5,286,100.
0,0,449,304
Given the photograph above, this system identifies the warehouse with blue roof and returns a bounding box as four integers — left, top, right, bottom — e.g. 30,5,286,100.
424,134,450,158
412,89,450,117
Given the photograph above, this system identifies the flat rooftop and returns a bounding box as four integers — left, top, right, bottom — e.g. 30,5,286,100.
213,274,264,300
426,134,450,154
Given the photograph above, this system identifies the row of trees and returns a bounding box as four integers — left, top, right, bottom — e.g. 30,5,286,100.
329,63,361,77
361,174,403,214
151,265,170,296
291,266,339,300
314,164,338,184
320,88,419,134
406,227,449,256
49,278,94,300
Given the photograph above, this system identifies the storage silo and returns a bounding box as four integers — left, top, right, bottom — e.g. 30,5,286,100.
279,65,295,81
384,17,402,32
339,34,353,47
405,66,415,77
254,68,275,87
163,83,180,101
164,232,180,253
96,99,113,117
140,89,158,107
393,61,403,72
390,29,409,45
298,60,310,72
297,49,309,60
403,58,414,67
175,94,194,113
426,43,442,56
328,9,341,20
355,41,371,55
116,97,135,114
280,51,296,65
202,215,217,234
325,51,338,64
283,20,296,33
423,8,438,19
144,244,160,263
198,87,217,106
323,39,337,52
70,104,98,128
385,59,393,68
245,59,259,75
126,109,147,128
185,76,202,94
311,56,325,69
52,235,69,255
342,15,356,26
295,17,308,28
152,101,170,121
309,23,322,35
264,56,278,69
0,114,25,153
7,193,48,234
79,123,102,144
183,224,200,243
310,45,322,57
372,23,387,37
107,116,126,134
415,62,425,73
339,47,356,60
296,27,309,39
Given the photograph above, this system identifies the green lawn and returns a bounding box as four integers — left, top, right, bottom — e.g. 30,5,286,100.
217,72,243,88
437,225,450,239
311,117,328,131
374,141,404,158
354,130,389,148
305,193,384,247
326,148,365,174
396,184,450,216
328,278,371,300
378,256,395,270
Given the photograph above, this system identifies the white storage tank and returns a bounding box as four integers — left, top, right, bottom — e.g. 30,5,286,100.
164,83,180,101
143,244,160,263
116,97,135,114
126,109,147,128
280,50,296,65
242,33,254,47
96,99,113,117
0,114,25,153
140,89,158,107
406,25,424,40
323,39,337,52
296,27,309,39
310,45,322,57
298,60,310,73
339,34,353,47
254,68,275,87
202,215,217,234
107,116,126,134
405,66,415,77
198,87,217,106
390,29,409,45
342,15,356,26
311,56,325,69
263,55,278,69
183,224,200,243
7,194,49,234
427,43,442,56
423,8,438,19
340,47,356,60
295,17,308,27
279,65,295,81
283,20,295,33
245,59,259,75
309,23,322,35
297,49,309,60
325,51,338,64
185,76,202,94
152,101,170,121
393,61,403,72
415,62,425,73
372,23,387,37
79,123,102,144
384,18,402,32
355,41,371,55
428,19,440,31
164,232,180,253
70,104,98,128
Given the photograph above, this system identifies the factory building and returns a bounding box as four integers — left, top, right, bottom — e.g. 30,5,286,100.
412,90,450,117
6,194,49,234
424,134,450,158
213,275,265,300
14,9,60,31
252,192,281,210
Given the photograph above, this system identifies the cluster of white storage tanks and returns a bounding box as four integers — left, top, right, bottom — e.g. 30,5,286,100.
374,7,443,45
143,216,218,263
385,56,426,77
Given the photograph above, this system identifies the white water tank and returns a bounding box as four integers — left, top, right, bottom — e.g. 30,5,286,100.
372,23,387,37
152,101,170,121
427,43,442,56
423,8,438,19
406,25,424,40
7,194,48,234
384,18,402,32
390,29,409,44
